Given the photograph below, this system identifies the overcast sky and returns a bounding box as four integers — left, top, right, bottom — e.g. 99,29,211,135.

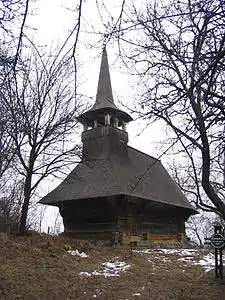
26,0,167,157
25,0,171,231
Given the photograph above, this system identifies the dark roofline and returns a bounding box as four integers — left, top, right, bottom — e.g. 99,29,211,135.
127,145,160,162
77,106,133,125
129,193,198,214
39,192,197,214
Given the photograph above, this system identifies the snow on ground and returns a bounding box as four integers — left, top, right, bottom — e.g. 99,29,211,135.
74,248,215,278
158,249,200,256
67,249,89,258
176,252,215,272
133,249,199,256
79,260,131,277
189,253,215,272
133,292,141,296
133,249,216,273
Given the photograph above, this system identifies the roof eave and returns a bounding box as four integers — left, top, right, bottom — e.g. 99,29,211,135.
77,107,133,125
38,192,197,214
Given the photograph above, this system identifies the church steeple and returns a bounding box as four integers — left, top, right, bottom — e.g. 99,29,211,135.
77,47,133,160
93,46,116,111
77,47,133,130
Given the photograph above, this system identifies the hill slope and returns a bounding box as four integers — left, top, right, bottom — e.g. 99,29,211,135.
0,233,225,300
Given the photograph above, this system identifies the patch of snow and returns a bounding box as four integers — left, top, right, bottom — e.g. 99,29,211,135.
67,249,88,258
133,293,141,296
133,249,152,255
79,260,131,277
133,249,199,256
79,272,92,277
134,248,215,273
193,253,215,272
92,269,119,277
178,257,195,263
93,295,97,298
103,261,130,272
176,253,215,272
158,256,171,263
157,249,199,256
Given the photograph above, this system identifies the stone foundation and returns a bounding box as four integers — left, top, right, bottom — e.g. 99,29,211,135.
64,230,188,248
114,232,188,248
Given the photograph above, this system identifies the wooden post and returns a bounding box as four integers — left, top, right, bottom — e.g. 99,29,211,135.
105,114,111,125
219,248,223,279
114,118,119,128
205,225,225,279
215,249,219,278
94,120,98,128
122,122,126,131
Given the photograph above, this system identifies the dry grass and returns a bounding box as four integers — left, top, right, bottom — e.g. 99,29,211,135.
0,233,225,300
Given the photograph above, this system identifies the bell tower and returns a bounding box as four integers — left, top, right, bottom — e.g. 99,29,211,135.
77,47,133,160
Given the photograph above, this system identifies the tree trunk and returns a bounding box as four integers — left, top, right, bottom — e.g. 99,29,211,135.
19,173,32,235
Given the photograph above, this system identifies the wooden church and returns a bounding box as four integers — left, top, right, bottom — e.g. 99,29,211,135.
40,48,196,246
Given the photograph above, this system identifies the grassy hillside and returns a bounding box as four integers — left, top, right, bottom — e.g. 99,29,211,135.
0,233,225,300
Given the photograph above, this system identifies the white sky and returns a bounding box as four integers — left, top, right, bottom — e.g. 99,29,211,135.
28,0,167,153
25,0,174,231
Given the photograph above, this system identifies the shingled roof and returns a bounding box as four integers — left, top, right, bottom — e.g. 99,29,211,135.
39,146,195,212
40,47,196,215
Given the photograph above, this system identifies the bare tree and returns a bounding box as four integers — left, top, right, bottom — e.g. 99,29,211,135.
0,1,27,38
0,95,15,179
186,213,215,247
0,52,18,186
0,49,83,234
0,1,30,180
0,178,24,233
0,0,30,70
103,0,225,218
0,0,87,235
166,156,218,245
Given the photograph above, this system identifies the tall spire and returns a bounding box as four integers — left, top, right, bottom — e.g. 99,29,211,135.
77,46,133,126
91,47,117,111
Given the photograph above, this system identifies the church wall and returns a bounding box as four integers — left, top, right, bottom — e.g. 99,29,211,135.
114,197,188,246
58,196,189,246
59,198,118,238
115,197,186,235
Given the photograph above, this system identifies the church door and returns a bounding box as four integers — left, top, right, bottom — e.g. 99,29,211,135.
127,202,139,235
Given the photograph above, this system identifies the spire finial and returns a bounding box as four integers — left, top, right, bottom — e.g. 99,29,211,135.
93,46,116,110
